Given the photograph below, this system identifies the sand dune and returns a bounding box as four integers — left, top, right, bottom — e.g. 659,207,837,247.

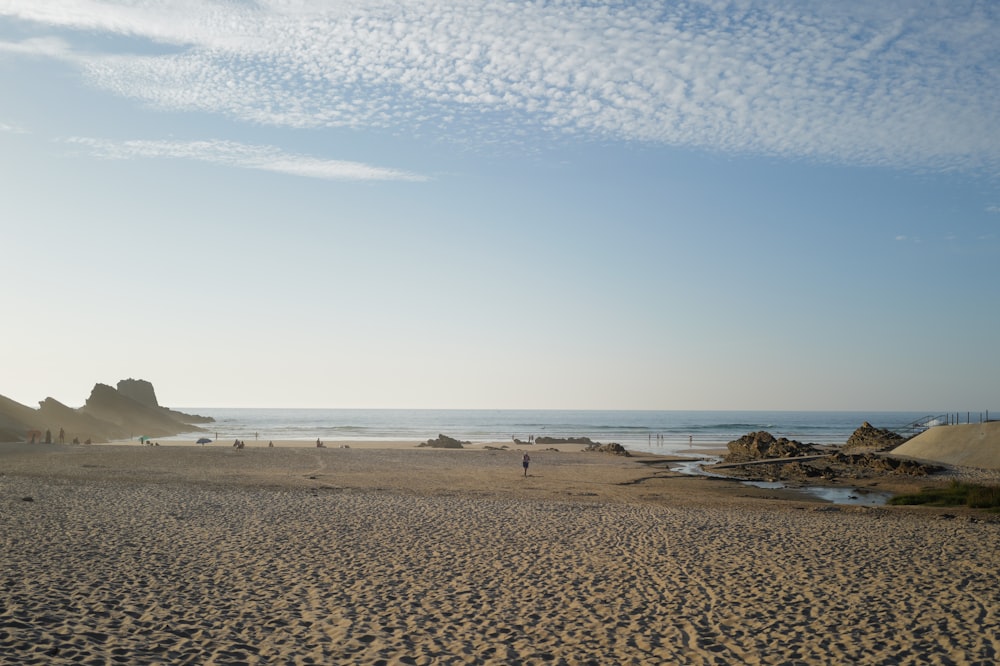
1,444,998,665
892,421,1000,470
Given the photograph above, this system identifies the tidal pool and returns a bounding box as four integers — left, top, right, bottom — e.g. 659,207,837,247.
671,458,891,506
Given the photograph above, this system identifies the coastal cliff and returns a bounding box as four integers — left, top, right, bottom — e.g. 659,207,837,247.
0,379,211,444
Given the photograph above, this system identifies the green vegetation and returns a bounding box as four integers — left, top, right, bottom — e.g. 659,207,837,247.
890,480,1000,510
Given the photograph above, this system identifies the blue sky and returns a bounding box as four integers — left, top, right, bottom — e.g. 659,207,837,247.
1,0,998,411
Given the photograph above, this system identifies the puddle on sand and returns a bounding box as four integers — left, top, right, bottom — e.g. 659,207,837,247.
798,486,891,506
670,458,891,506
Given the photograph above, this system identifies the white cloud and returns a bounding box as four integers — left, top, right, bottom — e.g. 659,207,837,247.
0,35,71,58
3,0,999,172
65,137,428,182
0,120,28,134
987,205,1000,214
0,0,250,49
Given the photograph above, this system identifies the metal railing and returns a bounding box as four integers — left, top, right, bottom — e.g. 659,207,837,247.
892,411,993,438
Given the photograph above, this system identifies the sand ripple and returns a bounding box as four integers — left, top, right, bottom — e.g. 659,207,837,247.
3,470,999,664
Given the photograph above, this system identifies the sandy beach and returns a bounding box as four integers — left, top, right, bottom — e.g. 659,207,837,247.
2,443,998,665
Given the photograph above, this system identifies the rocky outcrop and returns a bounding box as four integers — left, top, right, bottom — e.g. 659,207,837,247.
829,452,941,476
116,378,160,408
536,436,597,445
843,421,907,452
110,379,214,426
584,442,631,456
0,394,42,436
714,450,943,483
38,397,128,442
418,434,466,449
0,380,212,444
80,384,204,439
724,431,819,463
0,413,25,443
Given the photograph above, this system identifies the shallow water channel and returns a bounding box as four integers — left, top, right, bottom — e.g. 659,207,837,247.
670,459,892,506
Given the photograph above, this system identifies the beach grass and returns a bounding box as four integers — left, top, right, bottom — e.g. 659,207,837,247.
889,480,1000,510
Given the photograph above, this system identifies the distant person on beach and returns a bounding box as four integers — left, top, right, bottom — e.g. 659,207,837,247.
268,441,274,448
522,452,530,477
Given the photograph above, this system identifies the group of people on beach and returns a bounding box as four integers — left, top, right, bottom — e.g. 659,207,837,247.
26,427,91,446
208,432,534,476
648,433,695,446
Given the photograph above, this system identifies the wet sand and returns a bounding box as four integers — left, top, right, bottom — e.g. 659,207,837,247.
2,443,998,665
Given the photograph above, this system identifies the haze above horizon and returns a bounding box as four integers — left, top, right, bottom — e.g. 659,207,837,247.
2,1,997,412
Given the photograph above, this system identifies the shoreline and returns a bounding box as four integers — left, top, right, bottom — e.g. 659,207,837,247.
5,438,992,501
103,435,738,459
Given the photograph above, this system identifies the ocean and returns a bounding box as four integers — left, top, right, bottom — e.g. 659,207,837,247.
165,409,950,455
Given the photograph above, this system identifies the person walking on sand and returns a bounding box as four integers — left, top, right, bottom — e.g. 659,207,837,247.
522,452,531,477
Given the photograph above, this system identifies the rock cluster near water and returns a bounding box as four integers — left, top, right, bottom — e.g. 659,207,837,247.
583,442,631,456
843,421,908,452
712,425,943,483
418,434,466,449
829,452,941,475
0,379,212,444
536,436,597,445
728,452,943,484
723,431,820,463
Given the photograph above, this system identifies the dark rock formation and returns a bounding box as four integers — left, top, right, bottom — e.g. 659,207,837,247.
715,450,943,483
418,434,466,449
583,442,631,456
38,397,127,442
829,452,941,476
0,379,212,444
536,436,597,445
80,383,201,439
724,431,819,463
116,378,160,408
0,418,22,443
114,379,213,425
843,421,907,452
1,394,41,442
